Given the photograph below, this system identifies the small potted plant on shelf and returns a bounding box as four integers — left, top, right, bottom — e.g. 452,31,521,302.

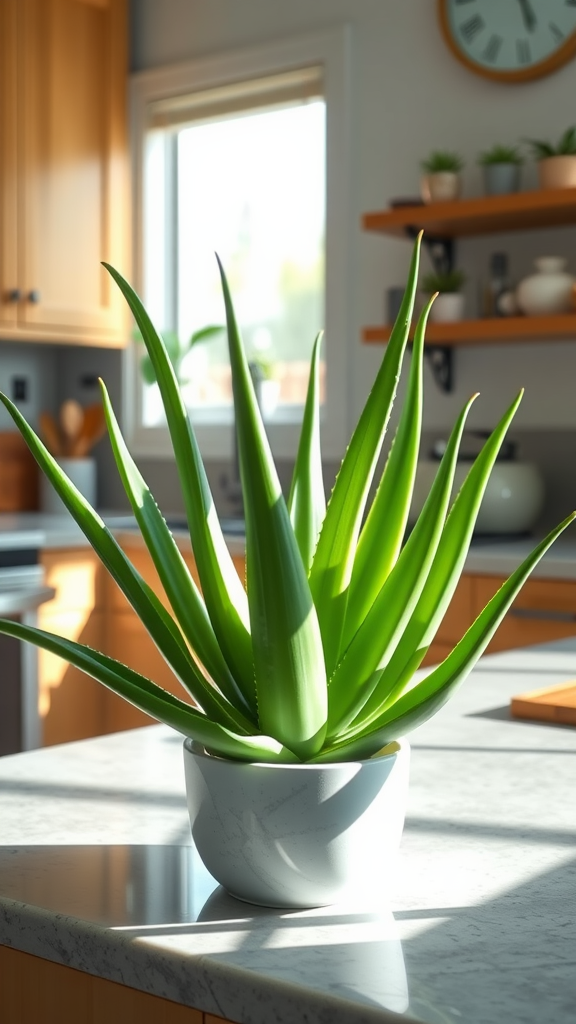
478,144,523,196
0,236,573,910
420,151,464,203
525,126,576,190
421,268,466,322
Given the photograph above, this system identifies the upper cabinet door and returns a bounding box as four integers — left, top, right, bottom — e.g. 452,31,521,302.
17,0,129,344
0,0,18,328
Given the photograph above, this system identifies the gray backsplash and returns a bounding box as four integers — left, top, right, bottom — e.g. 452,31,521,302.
1,339,573,536
95,430,576,538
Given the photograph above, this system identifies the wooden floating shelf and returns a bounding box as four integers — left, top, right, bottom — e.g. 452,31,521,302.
362,188,576,239
363,314,576,347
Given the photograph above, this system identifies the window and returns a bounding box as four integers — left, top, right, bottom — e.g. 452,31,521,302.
129,28,351,461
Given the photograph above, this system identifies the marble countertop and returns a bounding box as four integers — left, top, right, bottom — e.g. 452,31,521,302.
1,638,576,1023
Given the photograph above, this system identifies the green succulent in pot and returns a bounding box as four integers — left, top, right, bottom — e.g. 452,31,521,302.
420,151,464,174
0,235,573,768
478,144,523,166
524,126,576,160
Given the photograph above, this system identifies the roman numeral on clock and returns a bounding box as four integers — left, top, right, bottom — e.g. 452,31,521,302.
517,38,531,64
460,14,484,43
483,34,502,62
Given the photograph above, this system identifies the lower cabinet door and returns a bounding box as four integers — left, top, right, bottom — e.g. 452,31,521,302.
473,575,576,653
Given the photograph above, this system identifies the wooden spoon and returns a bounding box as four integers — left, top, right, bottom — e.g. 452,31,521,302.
72,403,106,457
60,400,84,456
39,411,63,456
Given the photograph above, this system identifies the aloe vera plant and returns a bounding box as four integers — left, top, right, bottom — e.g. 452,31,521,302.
0,235,573,764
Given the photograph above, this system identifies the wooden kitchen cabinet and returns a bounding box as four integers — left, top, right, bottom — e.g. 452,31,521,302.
422,573,576,667
472,575,576,654
36,541,576,745
422,574,475,666
38,547,107,746
35,540,247,744
0,945,222,1024
102,540,246,735
0,0,129,347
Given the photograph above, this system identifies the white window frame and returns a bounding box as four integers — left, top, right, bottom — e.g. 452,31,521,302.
127,26,352,462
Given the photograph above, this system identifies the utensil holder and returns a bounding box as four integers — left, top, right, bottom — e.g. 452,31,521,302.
40,457,97,515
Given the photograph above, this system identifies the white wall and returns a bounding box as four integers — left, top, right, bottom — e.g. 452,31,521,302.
130,0,576,461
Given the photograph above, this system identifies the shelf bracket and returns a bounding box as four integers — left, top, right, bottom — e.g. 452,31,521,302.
405,226,455,275
426,345,454,393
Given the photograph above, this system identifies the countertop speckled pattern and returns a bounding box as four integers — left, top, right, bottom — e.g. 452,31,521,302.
1,639,576,1023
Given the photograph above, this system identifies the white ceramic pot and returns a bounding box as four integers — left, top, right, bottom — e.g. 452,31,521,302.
40,456,97,514
538,155,576,190
409,461,544,535
482,163,521,196
516,257,575,316
428,292,465,322
420,172,461,204
183,738,410,908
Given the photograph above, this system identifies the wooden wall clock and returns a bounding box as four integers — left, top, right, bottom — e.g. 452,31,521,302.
438,0,576,83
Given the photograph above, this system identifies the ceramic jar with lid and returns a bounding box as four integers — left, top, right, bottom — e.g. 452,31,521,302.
516,257,575,316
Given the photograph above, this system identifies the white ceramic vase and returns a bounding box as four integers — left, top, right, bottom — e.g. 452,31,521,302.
183,738,410,908
420,172,461,204
40,457,97,514
428,292,465,322
538,155,576,190
516,257,575,316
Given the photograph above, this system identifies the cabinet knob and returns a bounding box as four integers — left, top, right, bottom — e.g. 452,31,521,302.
27,289,41,304
7,288,22,303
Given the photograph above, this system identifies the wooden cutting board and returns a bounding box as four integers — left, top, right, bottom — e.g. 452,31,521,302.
511,681,576,726
0,432,39,511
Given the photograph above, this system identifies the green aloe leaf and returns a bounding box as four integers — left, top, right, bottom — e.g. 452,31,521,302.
99,379,255,721
350,390,524,732
343,292,430,649
308,233,422,675
287,332,325,573
103,264,254,706
0,393,252,735
0,619,296,763
314,513,576,762
327,391,477,737
217,257,327,760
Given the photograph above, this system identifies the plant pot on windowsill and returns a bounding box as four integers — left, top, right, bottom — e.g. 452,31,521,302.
0,236,573,910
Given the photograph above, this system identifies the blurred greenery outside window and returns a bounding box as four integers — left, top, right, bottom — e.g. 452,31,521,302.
140,68,326,431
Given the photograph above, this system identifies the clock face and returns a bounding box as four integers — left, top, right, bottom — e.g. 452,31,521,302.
439,0,576,81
